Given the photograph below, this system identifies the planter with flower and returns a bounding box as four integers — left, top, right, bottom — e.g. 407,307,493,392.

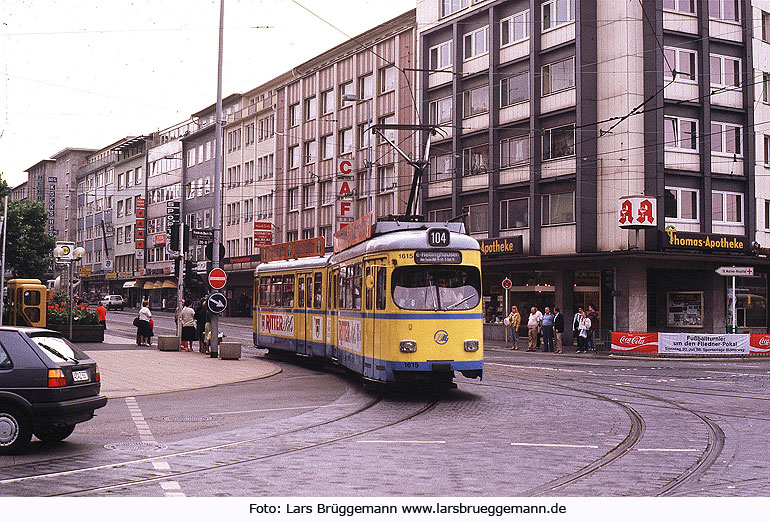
46,292,104,342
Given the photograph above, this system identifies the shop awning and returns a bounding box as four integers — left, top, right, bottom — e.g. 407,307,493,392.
161,279,177,289
141,280,155,289
153,281,163,289
123,281,137,288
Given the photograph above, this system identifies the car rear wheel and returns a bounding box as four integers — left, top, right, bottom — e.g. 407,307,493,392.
34,424,75,443
0,406,32,455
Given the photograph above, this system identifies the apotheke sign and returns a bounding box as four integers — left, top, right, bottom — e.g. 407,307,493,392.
661,228,749,253
479,236,523,256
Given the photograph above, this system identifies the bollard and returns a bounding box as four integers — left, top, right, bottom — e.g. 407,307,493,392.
158,335,180,351
218,342,241,360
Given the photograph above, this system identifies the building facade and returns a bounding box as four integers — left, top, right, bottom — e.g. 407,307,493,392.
417,0,770,339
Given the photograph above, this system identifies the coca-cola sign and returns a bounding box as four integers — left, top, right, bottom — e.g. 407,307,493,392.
611,332,658,353
749,334,770,354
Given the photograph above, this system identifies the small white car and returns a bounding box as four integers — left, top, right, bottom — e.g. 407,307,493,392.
100,295,124,310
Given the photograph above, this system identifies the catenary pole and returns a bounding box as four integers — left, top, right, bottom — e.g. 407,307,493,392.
210,0,224,358
0,195,8,325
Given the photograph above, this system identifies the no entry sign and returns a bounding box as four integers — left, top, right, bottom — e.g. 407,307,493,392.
208,268,227,289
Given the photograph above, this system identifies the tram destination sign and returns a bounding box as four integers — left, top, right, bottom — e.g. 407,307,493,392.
414,250,462,264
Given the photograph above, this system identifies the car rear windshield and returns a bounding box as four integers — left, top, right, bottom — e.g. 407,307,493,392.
29,334,87,364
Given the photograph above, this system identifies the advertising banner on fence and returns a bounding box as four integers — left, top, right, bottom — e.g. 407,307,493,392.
612,332,770,355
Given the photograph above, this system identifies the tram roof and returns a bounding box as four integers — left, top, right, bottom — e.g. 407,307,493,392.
255,253,332,274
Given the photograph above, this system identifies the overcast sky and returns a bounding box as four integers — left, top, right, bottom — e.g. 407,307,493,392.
0,0,416,187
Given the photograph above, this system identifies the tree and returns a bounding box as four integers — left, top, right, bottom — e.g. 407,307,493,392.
4,199,56,279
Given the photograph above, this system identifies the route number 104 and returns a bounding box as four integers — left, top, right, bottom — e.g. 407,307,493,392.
427,228,450,247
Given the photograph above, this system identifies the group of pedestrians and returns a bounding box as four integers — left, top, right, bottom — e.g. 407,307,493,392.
506,304,598,354
134,298,212,352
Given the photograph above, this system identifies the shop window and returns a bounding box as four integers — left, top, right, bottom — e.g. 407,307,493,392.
732,275,767,328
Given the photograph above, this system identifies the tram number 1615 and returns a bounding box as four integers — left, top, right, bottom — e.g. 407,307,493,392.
427,228,450,247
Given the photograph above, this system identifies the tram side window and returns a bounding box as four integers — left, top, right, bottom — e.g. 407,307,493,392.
352,263,362,310
306,276,313,308
270,276,282,307
283,274,295,307
338,266,348,309
376,266,387,310
365,266,373,310
259,277,270,306
332,272,338,310
298,277,305,307
313,272,322,309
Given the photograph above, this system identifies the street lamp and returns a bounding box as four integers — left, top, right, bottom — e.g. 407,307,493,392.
53,245,85,340
341,93,373,216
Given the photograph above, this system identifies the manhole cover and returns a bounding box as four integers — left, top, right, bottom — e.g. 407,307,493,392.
160,415,215,422
104,442,167,452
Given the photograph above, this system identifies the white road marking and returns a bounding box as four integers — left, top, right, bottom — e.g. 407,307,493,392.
160,481,181,490
511,442,599,449
210,403,358,415
357,440,446,444
153,462,171,470
636,448,700,452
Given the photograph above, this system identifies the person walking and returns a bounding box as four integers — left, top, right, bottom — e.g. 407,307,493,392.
180,299,197,351
526,306,542,352
96,302,107,328
576,309,591,354
506,305,521,350
136,300,153,346
196,298,209,353
541,307,555,352
572,307,584,346
587,305,599,353
553,307,564,354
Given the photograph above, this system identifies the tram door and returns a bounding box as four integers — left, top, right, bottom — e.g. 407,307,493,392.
297,273,312,356
363,259,385,379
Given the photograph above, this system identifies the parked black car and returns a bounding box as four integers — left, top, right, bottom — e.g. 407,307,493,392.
0,327,107,454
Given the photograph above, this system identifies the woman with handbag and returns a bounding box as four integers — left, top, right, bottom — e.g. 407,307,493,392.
136,300,153,346
505,306,521,350
576,309,591,354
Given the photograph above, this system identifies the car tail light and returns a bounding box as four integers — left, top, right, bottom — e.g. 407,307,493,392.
48,369,67,387
95,366,101,383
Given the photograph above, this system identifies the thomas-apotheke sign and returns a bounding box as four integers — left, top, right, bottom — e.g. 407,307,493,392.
661,228,749,253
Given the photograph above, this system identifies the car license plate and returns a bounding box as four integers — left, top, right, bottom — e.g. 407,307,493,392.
72,370,89,382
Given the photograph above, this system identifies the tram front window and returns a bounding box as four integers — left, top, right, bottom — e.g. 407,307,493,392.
392,266,480,311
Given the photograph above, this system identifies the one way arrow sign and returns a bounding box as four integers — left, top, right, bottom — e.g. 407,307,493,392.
207,292,228,314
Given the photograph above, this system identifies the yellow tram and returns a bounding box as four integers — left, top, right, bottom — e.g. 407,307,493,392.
253,214,483,386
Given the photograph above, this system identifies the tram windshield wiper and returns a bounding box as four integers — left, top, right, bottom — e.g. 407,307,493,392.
445,294,474,310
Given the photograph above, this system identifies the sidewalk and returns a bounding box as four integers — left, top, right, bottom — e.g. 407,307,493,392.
78,341,281,399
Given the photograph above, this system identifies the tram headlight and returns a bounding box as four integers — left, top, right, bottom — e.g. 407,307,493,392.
464,339,479,352
400,340,417,353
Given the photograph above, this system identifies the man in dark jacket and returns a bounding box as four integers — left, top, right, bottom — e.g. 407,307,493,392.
195,298,209,353
553,307,565,354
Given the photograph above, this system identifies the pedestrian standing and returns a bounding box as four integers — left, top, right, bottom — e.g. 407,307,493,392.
96,303,107,328
572,307,584,346
553,307,564,354
196,298,209,353
526,307,543,352
180,299,197,351
587,305,599,352
576,309,591,354
136,300,153,346
506,306,521,350
541,307,555,352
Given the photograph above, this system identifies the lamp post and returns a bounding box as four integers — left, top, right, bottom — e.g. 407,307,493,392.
53,245,85,340
341,94,373,215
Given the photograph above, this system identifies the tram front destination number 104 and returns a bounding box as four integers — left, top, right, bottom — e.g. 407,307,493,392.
427,228,451,247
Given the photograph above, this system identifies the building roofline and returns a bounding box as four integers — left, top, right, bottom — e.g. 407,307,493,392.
190,93,243,118
50,147,98,160
24,158,55,173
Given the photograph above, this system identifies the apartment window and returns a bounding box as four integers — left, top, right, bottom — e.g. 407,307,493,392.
429,153,455,182
500,198,528,230
664,187,699,221
764,135,770,165
463,144,489,176
358,123,369,150
463,26,489,60
125,197,132,216
712,191,743,223
429,96,452,125
501,10,530,46
258,115,275,141
542,57,575,95
339,82,353,106
379,66,396,94
321,89,334,114
663,0,695,15
117,200,124,218
501,71,529,106
663,47,697,83
135,166,142,185
542,0,575,31
501,135,530,167
708,0,739,22
543,125,575,160
289,103,300,127
710,54,741,88
441,0,469,18
710,122,742,156
304,96,317,120
358,74,373,100
339,128,353,154
302,185,314,209
542,192,575,225
321,181,333,206
664,116,698,151
320,135,333,160
117,172,124,190
765,200,770,229
463,84,489,117
463,203,488,233
377,165,396,192
763,73,770,103
245,123,254,145
289,145,300,169
288,188,298,211
429,41,453,71
304,140,316,164
302,229,314,240
378,114,396,143
763,11,770,42
429,208,453,221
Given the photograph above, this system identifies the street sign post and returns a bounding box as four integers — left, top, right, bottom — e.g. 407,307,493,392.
502,278,512,343
54,241,75,261
207,292,227,314
208,267,227,289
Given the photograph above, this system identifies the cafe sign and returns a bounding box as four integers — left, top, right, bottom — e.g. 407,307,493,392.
662,227,749,253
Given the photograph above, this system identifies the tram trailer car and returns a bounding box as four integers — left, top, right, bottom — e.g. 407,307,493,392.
253,221,483,386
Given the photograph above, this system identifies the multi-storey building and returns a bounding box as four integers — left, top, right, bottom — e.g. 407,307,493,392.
9,182,28,202
50,148,96,244
275,10,417,244
417,0,770,337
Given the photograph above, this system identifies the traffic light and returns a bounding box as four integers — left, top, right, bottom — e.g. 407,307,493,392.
184,259,195,288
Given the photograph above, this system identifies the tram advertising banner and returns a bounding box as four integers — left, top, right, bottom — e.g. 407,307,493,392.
337,318,362,354
610,332,658,353
612,332,769,355
260,312,294,336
